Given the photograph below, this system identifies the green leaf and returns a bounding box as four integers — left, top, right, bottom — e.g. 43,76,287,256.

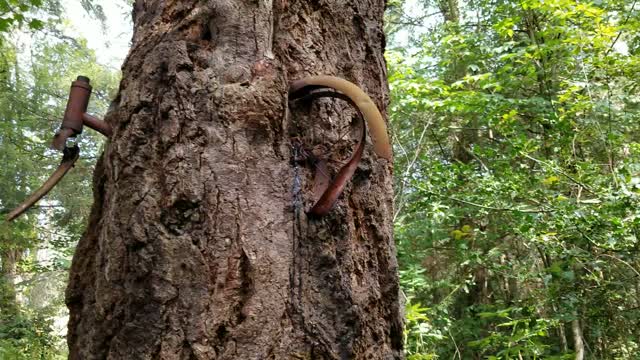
27,19,43,30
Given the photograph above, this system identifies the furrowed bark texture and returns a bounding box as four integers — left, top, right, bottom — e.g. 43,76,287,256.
66,1,402,359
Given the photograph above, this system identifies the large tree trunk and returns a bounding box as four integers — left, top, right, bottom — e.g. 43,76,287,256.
65,1,402,359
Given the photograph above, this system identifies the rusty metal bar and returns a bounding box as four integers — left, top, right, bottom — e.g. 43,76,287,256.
5,146,80,221
289,88,367,217
82,113,112,137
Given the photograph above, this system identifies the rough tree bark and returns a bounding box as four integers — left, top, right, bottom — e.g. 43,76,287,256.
65,1,402,359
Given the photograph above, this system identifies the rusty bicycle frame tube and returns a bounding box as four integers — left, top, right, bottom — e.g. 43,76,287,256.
289,86,368,217
51,76,112,149
7,75,112,222
289,75,392,160
5,146,80,221
82,113,112,137
52,76,91,150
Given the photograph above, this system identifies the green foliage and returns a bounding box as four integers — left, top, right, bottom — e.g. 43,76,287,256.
404,298,441,358
388,0,640,358
0,0,107,36
0,307,65,359
0,0,47,33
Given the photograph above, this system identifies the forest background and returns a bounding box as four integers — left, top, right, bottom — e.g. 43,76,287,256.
1,0,639,358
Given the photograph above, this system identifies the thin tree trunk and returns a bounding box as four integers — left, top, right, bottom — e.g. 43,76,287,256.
572,316,585,360
0,248,21,311
436,0,478,164
558,322,568,353
65,1,402,359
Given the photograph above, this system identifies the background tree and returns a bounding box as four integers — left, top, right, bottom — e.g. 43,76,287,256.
65,1,402,359
388,0,640,358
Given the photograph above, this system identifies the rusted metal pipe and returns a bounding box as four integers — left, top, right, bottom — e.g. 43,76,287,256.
52,76,92,150
64,76,92,132
82,113,112,137
308,114,365,217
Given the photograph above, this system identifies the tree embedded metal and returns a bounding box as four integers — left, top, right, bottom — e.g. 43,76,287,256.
6,76,112,222
289,75,392,160
288,76,391,217
51,76,112,150
5,146,80,221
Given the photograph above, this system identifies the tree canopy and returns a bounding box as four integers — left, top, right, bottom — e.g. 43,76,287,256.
388,0,640,358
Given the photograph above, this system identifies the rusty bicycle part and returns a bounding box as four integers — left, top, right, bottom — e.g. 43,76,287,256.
6,76,112,222
289,75,392,160
51,76,112,150
288,76,390,217
5,146,80,221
